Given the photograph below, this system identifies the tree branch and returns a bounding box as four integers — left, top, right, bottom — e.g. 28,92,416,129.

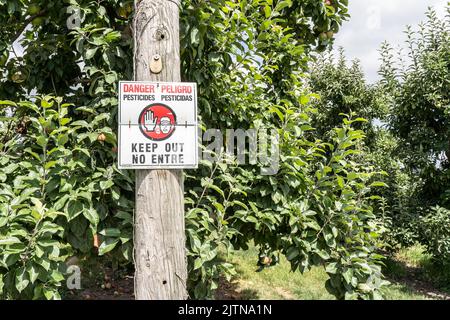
11,10,48,45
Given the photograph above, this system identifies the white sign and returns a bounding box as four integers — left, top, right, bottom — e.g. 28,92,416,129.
118,81,198,169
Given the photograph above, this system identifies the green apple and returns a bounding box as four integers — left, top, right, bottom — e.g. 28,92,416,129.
31,17,44,26
117,7,128,18
27,4,41,15
11,71,27,83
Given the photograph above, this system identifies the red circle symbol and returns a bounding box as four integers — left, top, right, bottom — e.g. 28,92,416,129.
138,104,176,141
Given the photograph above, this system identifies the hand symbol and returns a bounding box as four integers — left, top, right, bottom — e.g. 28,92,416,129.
144,110,158,132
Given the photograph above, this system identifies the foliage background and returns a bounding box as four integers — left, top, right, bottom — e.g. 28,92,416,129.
1,0,448,300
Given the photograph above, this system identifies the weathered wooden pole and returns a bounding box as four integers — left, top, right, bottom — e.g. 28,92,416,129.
133,0,187,300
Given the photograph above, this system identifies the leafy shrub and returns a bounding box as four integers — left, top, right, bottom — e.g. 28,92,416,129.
373,7,450,253
418,206,450,265
379,7,450,211
0,96,133,299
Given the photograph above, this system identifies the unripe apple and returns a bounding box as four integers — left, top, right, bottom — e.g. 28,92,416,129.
97,133,106,142
326,31,334,39
27,4,41,15
117,6,128,18
260,256,271,265
11,70,27,83
31,17,44,26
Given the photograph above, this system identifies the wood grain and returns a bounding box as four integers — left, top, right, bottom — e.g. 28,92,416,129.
133,0,187,300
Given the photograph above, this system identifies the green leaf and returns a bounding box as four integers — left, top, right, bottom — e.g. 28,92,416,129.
325,262,338,274
305,220,321,231
190,27,199,45
78,191,92,201
0,100,17,106
0,217,7,228
82,207,99,226
208,184,225,198
315,249,330,260
45,161,58,170
54,194,70,211
0,275,4,293
337,176,345,188
36,258,51,271
43,287,60,300
57,134,69,146
85,47,98,60
99,228,121,237
36,136,47,148
286,247,299,261
105,72,117,84
342,268,353,284
67,200,84,220
50,270,65,282
24,148,41,161
27,264,39,284
98,238,119,256
370,182,388,188
71,120,90,128
264,5,271,18
100,180,114,190
0,237,21,246
275,0,292,11
193,258,203,270
15,267,29,293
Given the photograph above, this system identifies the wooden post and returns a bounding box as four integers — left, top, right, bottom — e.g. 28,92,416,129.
133,0,187,300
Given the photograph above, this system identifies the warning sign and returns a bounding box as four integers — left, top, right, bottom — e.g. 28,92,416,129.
118,81,198,169
139,104,176,141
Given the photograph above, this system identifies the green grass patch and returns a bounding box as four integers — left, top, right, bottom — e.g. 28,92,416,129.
395,244,433,268
384,244,450,293
220,245,433,300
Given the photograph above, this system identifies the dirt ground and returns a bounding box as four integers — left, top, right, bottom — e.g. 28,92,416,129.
66,259,450,300
66,266,134,300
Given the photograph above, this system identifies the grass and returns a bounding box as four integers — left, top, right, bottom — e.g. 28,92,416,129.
218,245,439,300
384,244,450,294
223,247,333,300
395,245,433,269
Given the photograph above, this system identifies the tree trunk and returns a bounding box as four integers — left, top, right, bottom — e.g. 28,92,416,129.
133,0,187,300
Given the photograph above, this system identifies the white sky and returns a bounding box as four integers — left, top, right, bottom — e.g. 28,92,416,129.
334,0,448,83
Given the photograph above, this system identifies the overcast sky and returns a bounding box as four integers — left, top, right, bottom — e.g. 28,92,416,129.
334,0,448,83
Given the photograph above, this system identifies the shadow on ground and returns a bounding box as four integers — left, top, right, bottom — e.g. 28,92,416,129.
384,256,450,300
215,277,259,300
